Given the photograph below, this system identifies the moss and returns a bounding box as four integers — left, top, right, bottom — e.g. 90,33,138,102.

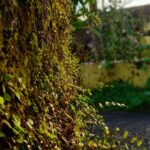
0,0,78,149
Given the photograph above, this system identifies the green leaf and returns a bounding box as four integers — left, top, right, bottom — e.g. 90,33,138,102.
4,74,13,81
44,131,56,139
137,140,142,147
0,96,4,105
0,132,6,137
70,104,75,111
116,127,120,132
123,130,129,139
12,115,27,133
26,119,34,129
131,136,137,143
28,119,34,125
9,87,21,100
16,136,25,143
4,93,11,101
12,128,20,135
14,91,21,100
2,120,12,129
2,85,6,93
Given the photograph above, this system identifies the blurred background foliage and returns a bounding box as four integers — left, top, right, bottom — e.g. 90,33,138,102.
71,0,148,62
89,81,150,112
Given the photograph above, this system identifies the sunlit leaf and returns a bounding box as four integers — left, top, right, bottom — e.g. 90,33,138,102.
131,136,137,143
137,140,142,147
104,126,110,135
64,112,73,121
26,119,34,129
16,136,25,143
2,120,12,129
9,87,21,100
70,104,76,110
45,131,56,139
123,130,129,139
116,127,120,132
28,119,34,125
12,115,26,133
14,91,21,100
2,85,6,93
0,96,4,105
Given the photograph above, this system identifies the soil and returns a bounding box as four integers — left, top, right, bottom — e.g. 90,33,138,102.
91,112,150,149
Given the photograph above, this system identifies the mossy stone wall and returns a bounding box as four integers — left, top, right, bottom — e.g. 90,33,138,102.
0,0,77,149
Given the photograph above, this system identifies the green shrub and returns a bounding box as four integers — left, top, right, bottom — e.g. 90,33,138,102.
89,81,150,112
72,1,144,63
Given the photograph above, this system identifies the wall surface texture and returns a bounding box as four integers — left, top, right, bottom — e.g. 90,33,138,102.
80,62,150,89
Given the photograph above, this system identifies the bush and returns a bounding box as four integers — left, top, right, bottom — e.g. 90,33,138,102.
72,1,144,63
89,81,150,112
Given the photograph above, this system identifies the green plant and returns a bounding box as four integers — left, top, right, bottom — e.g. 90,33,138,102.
89,81,150,112
72,0,145,62
0,0,147,149
0,0,78,149
92,4,144,62
72,92,146,149
71,0,99,31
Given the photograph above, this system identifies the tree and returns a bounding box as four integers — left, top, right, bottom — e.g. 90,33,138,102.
72,0,144,62
93,1,144,61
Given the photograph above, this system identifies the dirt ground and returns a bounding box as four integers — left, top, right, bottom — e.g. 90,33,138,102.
91,112,150,149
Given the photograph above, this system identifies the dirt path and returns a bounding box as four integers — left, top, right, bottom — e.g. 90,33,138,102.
91,112,150,149
103,112,150,149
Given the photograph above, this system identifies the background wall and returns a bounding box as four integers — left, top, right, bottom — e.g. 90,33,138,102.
79,62,150,89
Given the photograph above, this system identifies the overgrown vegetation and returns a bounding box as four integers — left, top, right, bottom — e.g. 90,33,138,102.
0,0,147,149
72,0,145,62
0,0,78,149
89,81,150,112
71,93,146,149
92,7,144,61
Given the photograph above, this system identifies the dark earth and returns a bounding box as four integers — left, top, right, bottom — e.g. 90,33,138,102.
91,112,150,149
